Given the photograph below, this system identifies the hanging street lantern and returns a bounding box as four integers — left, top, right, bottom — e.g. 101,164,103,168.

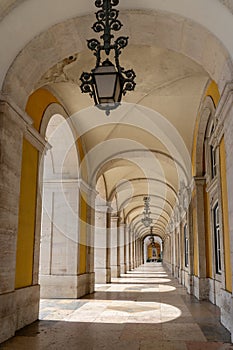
141,196,153,227
80,0,136,115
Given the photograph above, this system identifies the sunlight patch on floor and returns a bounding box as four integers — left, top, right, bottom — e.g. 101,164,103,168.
95,283,176,293
39,299,182,324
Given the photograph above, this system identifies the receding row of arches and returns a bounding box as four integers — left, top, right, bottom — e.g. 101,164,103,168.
0,2,233,344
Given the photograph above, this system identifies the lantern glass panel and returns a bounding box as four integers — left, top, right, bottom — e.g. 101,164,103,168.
93,62,121,104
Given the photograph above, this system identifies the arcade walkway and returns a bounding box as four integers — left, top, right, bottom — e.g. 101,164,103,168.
1,264,232,350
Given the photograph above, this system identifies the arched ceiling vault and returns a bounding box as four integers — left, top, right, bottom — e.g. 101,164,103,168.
125,206,170,223
1,1,233,239
1,0,233,99
119,194,174,214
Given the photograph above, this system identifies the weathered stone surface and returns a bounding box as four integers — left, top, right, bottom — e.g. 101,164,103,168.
0,292,16,343
15,285,40,330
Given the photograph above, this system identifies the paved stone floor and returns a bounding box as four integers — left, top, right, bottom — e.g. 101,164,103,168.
1,263,233,349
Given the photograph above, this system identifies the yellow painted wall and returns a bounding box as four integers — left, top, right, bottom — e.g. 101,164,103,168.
220,138,232,292
26,88,86,172
205,81,220,106
26,88,59,131
15,139,38,288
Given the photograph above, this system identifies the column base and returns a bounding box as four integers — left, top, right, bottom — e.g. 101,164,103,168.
95,268,111,284
220,289,233,342
40,273,94,298
193,276,209,300
120,263,126,275
15,285,40,331
111,265,121,278
0,285,40,344
0,291,16,343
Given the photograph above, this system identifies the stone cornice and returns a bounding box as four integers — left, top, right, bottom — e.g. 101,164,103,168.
0,92,50,153
95,204,113,213
25,126,50,153
77,179,99,197
193,176,206,186
215,82,233,141
0,92,32,127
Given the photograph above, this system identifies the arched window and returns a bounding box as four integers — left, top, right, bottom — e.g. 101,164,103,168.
210,145,217,179
184,224,189,268
213,202,221,274
205,120,217,181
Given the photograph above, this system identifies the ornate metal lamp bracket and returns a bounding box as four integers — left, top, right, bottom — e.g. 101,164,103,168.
80,0,136,100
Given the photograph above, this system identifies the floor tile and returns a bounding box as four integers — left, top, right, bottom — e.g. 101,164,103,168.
1,263,232,349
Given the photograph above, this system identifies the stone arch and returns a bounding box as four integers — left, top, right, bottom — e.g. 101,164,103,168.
143,235,163,262
38,102,81,298
2,10,233,110
194,83,220,177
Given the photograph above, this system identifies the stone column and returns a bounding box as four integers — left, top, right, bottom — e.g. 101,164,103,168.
0,99,25,343
170,224,175,275
94,205,111,283
123,224,127,273
193,176,209,300
128,228,132,271
175,225,181,281
138,239,142,266
187,204,194,295
137,240,140,266
132,231,135,269
215,83,233,342
106,208,112,281
136,237,138,266
140,239,143,265
178,223,182,284
144,239,148,263
120,223,126,274
85,185,98,295
117,217,121,277
0,96,46,343
125,225,129,272
136,239,140,267
174,228,178,278
134,238,137,267
39,181,80,298
110,215,120,278
179,219,185,285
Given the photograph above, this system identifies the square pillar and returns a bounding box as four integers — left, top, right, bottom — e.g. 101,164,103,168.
120,223,126,274
193,176,209,300
94,205,111,283
110,216,121,278
0,96,44,343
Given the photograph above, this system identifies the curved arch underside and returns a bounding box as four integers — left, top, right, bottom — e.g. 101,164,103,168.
1,1,231,240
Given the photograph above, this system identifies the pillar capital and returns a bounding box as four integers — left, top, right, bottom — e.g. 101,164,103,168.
95,204,112,214
193,176,206,186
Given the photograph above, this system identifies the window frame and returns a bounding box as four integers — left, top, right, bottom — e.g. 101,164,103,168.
213,202,221,275
184,223,189,268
